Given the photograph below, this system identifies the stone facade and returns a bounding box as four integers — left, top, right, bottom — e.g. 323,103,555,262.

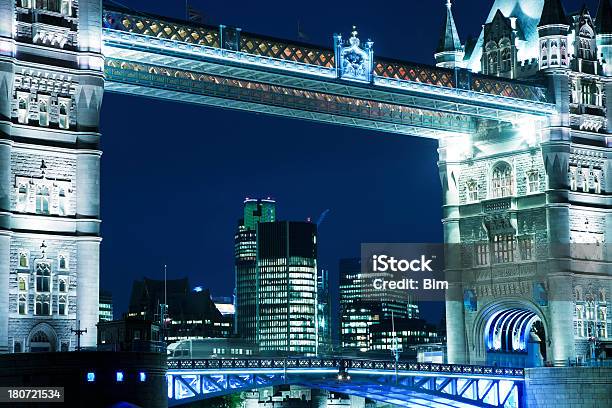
439,0,611,366
0,0,103,352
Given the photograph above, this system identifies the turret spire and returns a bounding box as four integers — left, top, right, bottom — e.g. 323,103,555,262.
538,0,569,27
435,0,464,68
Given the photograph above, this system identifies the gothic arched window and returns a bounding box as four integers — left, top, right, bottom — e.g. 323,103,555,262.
60,0,71,16
58,296,67,315
35,295,50,315
35,263,51,293
466,180,478,203
19,295,27,315
36,185,50,214
59,278,67,292
527,171,539,194
17,97,28,124
58,254,67,270
501,48,511,72
17,184,28,211
18,276,27,291
38,99,48,127
19,251,29,268
491,162,513,198
58,103,69,129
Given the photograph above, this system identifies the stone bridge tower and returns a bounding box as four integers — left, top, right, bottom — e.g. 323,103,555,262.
439,0,611,366
0,0,103,352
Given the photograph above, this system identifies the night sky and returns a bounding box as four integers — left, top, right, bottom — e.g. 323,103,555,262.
100,0,599,322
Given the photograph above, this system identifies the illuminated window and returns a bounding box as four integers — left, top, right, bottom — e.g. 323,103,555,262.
492,234,515,264
17,97,28,124
35,263,51,292
18,276,27,292
527,171,539,194
594,175,601,194
18,251,29,268
569,167,577,191
491,162,513,198
35,294,50,315
581,169,589,192
60,0,71,16
38,99,49,127
474,242,489,266
36,185,50,214
20,0,32,7
18,295,27,315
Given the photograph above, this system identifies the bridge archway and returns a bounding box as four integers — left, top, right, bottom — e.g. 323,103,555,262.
26,323,58,352
473,299,548,367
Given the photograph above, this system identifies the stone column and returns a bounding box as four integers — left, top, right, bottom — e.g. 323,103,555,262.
0,139,10,213
439,138,467,364
76,151,101,220
0,233,9,353
76,238,100,349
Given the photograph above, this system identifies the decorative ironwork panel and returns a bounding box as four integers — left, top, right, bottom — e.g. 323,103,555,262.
240,34,334,67
471,75,547,103
374,60,455,88
102,10,220,48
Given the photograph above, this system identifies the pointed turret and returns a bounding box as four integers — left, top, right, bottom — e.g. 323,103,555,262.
435,0,464,68
538,0,570,27
538,0,570,70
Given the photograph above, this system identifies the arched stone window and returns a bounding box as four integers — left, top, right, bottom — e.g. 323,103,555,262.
527,171,539,194
36,185,50,214
38,99,49,127
17,97,28,124
58,103,69,129
491,162,513,198
18,294,27,315
35,295,50,315
486,44,498,74
18,276,27,291
58,254,67,270
500,47,511,72
59,278,67,292
35,263,51,292
466,179,478,203
19,251,29,268
60,0,71,16
58,296,67,315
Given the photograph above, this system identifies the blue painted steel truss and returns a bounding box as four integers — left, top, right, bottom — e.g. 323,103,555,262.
166,359,525,408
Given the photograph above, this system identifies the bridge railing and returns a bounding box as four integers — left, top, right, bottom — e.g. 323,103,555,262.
167,357,525,378
101,4,549,105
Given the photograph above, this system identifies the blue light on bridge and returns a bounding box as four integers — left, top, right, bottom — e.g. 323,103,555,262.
139,372,147,382
116,371,124,382
86,372,95,382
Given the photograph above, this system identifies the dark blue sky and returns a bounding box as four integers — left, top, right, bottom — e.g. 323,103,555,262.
100,0,598,320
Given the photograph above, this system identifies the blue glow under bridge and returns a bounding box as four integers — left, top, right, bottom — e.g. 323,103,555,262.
167,358,525,408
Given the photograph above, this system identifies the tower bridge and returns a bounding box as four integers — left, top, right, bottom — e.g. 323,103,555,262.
166,358,525,408
0,0,610,404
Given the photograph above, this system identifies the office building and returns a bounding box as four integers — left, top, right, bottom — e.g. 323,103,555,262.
257,221,318,355
235,198,276,342
99,289,113,322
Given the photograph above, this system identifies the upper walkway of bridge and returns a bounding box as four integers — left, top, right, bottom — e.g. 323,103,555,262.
101,2,553,113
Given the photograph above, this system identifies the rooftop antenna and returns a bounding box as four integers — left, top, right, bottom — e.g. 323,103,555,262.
71,320,87,352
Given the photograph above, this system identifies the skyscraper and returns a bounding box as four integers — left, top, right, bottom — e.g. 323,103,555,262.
317,269,332,354
235,198,276,342
99,289,114,322
257,221,318,355
339,258,419,353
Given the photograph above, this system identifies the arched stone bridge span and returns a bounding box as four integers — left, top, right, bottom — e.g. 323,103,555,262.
167,358,525,408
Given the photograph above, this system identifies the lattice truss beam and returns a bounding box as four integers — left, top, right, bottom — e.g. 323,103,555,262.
329,374,522,408
167,373,286,406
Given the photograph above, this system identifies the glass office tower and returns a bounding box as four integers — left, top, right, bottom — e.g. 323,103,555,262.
257,221,318,355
